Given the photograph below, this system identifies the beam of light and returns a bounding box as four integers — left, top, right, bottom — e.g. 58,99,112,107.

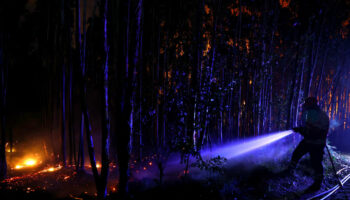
200,130,294,160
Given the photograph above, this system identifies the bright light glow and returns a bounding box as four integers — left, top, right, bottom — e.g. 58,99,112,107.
201,130,293,159
39,165,63,173
6,148,15,153
24,158,37,166
15,165,23,169
96,163,101,168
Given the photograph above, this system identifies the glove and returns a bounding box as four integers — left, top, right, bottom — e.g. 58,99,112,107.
292,127,306,136
292,127,302,133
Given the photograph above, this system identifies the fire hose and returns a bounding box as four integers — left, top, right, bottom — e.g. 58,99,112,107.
306,170,350,200
306,145,350,200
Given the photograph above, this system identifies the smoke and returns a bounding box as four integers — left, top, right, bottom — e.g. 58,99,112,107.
330,119,341,129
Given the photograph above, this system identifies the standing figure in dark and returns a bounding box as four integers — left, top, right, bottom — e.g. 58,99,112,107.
288,97,329,192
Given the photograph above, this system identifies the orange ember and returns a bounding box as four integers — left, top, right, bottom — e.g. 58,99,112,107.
279,0,291,8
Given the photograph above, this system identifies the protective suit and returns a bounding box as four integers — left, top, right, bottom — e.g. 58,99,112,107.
289,97,329,191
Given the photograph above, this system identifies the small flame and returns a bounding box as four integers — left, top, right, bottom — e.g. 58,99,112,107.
15,165,24,169
39,165,62,173
6,148,15,153
48,167,55,172
96,163,101,168
24,159,37,166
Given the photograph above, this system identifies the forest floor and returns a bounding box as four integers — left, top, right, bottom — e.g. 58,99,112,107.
127,136,350,200
1,137,350,200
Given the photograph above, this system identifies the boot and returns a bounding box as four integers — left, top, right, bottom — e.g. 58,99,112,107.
304,180,322,193
284,162,297,174
277,164,295,178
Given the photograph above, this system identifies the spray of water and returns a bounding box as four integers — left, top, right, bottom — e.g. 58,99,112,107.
200,130,294,160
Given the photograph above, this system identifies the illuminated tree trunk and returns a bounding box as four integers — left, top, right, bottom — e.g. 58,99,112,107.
75,0,84,171
77,0,98,196
60,0,67,168
268,64,273,132
328,64,342,117
115,0,143,195
286,52,299,129
62,63,67,167
138,5,144,161
77,0,87,171
162,44,167,147
190,0,203,149
98,0,110,197
155,23,160,147
237,78,241,138
295,55,305,126
315,49,327,98
68,12,75,167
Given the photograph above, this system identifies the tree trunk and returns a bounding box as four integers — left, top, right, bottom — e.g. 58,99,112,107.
60,0,67,168
286,53,299,129
62,65,67,167
0,48,7,180
77,0,87,171
98,0,110,198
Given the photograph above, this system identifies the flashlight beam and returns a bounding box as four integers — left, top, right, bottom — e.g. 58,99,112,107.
201,130,294,160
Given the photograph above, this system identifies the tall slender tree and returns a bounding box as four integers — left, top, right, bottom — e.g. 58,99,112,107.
60,0,67,167
0,29,7,180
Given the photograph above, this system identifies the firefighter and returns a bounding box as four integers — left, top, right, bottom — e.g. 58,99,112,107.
288,97,329,192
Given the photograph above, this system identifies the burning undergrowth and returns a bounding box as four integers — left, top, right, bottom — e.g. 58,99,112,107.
1,165,120,200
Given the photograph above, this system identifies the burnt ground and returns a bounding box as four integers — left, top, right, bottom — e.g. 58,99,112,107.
1,144,350,200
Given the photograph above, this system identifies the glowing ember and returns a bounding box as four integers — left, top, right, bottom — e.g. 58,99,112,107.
87,162,103,169
39,165,62,173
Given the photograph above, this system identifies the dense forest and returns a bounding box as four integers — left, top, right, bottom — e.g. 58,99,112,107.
1,0,350,199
